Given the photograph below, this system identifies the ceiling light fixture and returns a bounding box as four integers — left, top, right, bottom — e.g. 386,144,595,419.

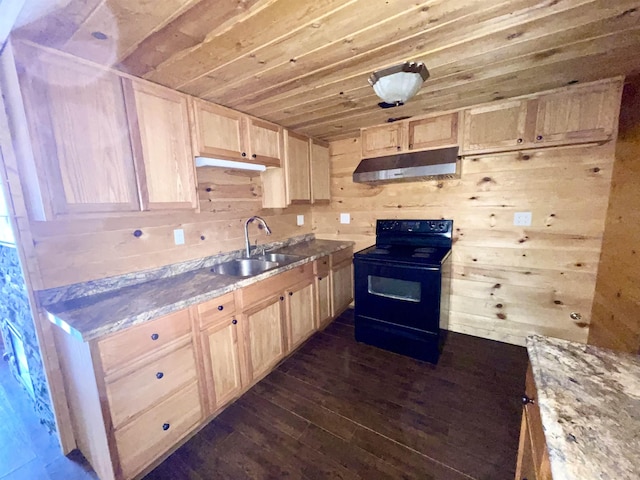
368,62,429,108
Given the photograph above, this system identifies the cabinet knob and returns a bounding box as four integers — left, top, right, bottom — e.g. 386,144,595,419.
156,372,164,380
517,138,523,144
205,187,212,192
396,145,401,150
241,152,247,157
217,305,224,311
151,333,159,341
133,229,143,237
521,395,535,405
162,423,170,431
280,296,284,301
252,154,257,159
536,135,543,141
232,319,238,325
408,144,413,149
289,291,293,296
318,276,322,280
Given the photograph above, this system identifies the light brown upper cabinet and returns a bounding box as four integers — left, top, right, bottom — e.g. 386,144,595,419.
534,81,621,145
191,99,282,167
14,42,140,219
123,79,198,211
284,130,311,203
361,123,404,157
462,78,623,154
246,117,283,166
310,139,330,203
462,99,531,153
408,112,458,150
361,112,459,158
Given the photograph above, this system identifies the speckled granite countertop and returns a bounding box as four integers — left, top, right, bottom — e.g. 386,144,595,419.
40,238,353,342
526,335,640,480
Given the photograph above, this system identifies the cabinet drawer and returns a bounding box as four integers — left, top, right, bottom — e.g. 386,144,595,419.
105,342,198,429
314,256,330,277
196,291,236,329
97,309,192,375
238,263,313,309
331,248,353,268
115,381,202,479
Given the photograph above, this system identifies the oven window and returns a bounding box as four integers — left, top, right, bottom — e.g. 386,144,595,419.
368,275,421,302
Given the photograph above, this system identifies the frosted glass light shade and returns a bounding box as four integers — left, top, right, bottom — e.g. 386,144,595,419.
369,62,429,105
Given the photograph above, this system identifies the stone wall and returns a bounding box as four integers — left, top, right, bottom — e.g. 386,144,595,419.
0,244,55,432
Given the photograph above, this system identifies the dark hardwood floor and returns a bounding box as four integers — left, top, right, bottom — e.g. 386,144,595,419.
0,358,97,479
0,310,528,479
147,310,528,480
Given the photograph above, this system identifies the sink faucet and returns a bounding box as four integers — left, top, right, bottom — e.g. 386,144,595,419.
244,216,272,257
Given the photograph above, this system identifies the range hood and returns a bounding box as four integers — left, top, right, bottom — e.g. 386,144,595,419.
353,146,459,184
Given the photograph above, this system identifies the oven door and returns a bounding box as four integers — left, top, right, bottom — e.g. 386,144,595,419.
353,257,441,332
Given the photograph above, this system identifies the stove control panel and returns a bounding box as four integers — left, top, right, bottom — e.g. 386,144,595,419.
376,219,453,235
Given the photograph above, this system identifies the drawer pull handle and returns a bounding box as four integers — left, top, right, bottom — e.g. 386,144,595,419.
232,319,238,325
156,372,164,380
521,395,535,405
217,305,224,311
162,423,170,431
151,333,159,341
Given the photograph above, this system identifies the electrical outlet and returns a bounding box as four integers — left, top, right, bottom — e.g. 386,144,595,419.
340,213,350,224
296,215,304,226
514,212,532,226
173,228,185,245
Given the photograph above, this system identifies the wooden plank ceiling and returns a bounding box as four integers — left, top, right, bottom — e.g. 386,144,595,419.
12,0,640,141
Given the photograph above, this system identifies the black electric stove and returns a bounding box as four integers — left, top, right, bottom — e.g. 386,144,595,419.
353,219,453,363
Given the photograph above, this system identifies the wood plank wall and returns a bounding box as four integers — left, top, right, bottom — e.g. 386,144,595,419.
30,168,312,289
314,136,616,346
589,80,640,353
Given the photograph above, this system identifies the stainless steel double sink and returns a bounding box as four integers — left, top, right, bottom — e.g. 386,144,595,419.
210,253,303,278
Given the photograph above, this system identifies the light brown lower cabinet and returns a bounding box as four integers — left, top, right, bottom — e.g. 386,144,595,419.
198,292,245,415
53,308,202,480
315,255,332,329
515,365,553,480
242,294,287,382
287,278,316,350
53,254,353,480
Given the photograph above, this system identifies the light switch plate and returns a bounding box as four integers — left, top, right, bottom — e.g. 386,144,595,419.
296,215,304,226
340,213,350,224
514,212,532,226
173,228,185,245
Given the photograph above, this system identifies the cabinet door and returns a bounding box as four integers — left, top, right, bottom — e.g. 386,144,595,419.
191,100,245,160
534,80,622,145
124,80,197,210
242,295,286,382
15,43,139,218
310,140,330,203
408,112,458,151
361,123,404,157
201,315,244,412
285,130,311,203
316,274,332,329
246,117,282,167
462,99,531,153
331,261,353,317
287,280,316,351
